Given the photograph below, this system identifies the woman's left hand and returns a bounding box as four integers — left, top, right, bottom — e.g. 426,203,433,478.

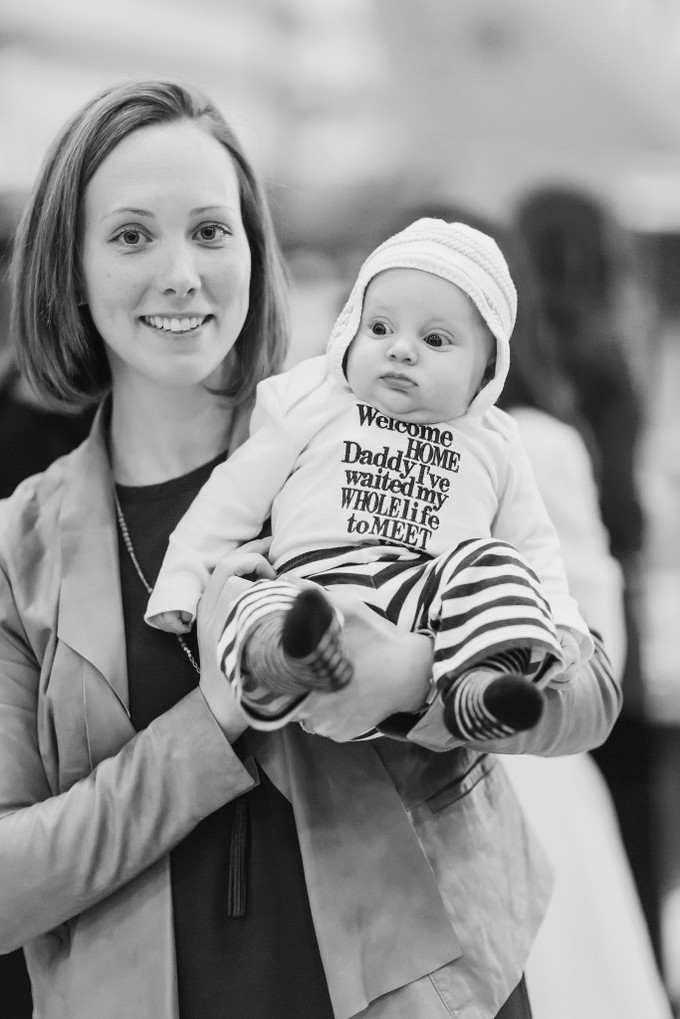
295,585,433,742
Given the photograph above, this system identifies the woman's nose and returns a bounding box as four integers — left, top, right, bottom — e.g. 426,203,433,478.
157,245,201,298
387,336,417,364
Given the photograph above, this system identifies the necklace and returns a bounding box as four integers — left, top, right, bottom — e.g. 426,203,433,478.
113,490,200,674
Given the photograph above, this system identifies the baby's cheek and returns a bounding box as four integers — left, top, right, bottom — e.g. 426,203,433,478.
344,345,364,393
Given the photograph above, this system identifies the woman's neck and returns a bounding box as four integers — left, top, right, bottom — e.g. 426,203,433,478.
109,382,237,485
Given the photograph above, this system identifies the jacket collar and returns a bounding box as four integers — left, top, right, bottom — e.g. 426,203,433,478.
57,398,130,713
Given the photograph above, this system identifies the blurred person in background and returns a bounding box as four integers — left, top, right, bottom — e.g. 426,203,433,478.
516,186,660,959
0,192,93,500
0,78,620,1019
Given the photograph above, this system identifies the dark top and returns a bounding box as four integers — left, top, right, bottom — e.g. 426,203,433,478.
116,457,334,1019
0,396,94,498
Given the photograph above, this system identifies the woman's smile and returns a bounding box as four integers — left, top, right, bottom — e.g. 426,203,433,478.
140,313,213,335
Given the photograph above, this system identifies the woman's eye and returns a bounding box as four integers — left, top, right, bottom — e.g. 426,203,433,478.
195,223,228,243
424,332,450,348
113,227,147,248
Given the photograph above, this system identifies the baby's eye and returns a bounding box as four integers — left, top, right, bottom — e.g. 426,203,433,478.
423,332,451,348
195,223,229,244
369,321,389,337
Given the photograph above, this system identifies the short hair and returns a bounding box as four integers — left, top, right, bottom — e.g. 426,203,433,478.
11,79,289,407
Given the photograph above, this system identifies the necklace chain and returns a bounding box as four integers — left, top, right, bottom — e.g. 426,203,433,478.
113,491,200,674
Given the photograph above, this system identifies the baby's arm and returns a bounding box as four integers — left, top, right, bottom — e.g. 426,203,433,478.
145,381,299,629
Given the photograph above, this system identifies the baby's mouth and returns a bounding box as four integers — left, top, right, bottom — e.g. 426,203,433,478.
381,372,415,391
141,314,211,335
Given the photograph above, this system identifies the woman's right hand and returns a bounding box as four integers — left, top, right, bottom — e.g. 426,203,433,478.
295,585,434,742
196,546,271,740
196,540,276,739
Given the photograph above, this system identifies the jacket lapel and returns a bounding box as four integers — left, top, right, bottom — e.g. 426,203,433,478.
57,402,129,715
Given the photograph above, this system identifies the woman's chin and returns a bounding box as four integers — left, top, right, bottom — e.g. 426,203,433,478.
161,350,236,391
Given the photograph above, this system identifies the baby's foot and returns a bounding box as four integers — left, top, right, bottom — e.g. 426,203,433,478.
221,582,353,729
243,586,353,696
440,647,545,741
281,587,354,690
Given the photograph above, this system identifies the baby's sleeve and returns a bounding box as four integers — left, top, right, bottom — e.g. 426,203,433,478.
145,378,300,626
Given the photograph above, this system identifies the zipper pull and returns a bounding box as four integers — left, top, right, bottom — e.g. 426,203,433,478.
227,795,248,917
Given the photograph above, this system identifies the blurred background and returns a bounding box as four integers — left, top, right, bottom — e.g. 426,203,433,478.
2,0,680,1014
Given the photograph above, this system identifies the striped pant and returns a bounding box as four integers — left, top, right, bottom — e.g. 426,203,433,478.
217,537,564,730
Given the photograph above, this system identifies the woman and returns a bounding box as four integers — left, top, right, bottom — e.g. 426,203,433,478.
1,80,620,1019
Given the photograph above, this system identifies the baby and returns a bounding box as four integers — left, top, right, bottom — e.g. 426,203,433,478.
146,218,592,740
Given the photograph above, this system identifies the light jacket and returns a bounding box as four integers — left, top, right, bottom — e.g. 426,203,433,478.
0,406,622,1019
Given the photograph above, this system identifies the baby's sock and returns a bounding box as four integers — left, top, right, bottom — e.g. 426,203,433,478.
439,647,546,741
238,585,353,725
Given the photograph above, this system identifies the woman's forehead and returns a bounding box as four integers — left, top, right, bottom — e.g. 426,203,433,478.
83,122,240,216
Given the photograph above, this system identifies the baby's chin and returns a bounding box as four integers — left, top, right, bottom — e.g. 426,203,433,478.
364,394,462,425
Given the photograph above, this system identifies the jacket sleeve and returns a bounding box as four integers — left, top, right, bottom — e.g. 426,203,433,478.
0,563,257,953
402,630,621,755
511,410,627,679
491,421,592,653
146,378,299,624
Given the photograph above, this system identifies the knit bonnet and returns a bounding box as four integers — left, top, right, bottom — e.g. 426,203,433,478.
326,217,517,417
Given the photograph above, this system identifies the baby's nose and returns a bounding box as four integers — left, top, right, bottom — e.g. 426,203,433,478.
387,336,417,363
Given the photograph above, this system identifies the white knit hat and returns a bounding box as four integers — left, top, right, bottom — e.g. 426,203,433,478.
326,217,517,416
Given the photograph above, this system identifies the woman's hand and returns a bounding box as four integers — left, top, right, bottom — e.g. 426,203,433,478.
209,536,276,585
197,538,277,740
196,570,250,743
295,585,434,742
540,627,582,688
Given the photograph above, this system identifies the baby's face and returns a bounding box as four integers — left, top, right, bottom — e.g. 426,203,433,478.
345,268,494,423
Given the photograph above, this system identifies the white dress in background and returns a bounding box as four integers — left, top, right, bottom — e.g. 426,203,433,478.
503,407,672,1019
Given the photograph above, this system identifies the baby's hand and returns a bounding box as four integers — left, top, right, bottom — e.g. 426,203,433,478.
149,610,193,634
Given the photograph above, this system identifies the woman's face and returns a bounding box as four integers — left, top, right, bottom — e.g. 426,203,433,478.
80,120,252,393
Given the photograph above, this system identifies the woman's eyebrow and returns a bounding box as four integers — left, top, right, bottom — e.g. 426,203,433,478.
103,206,153,220
191,205,231,215
103,204,233,220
